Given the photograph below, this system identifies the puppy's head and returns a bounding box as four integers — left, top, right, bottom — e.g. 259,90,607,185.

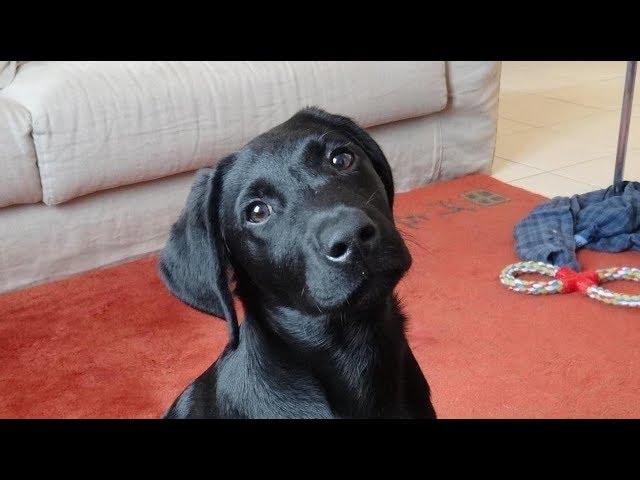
159,108,411,343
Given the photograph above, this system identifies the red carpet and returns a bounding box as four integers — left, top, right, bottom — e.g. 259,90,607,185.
2,174,640,418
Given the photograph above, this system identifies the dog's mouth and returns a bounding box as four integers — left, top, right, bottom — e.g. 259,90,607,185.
346,261,410,308
308,246,412,312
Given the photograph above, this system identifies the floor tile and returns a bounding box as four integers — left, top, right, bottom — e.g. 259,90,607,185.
499,92,600,127
500,62,625,95
541,76,640,112
491,156,544,183
552,150,640,187
496,62,634,198
508,172,596,198
495,125,616,170
550,111,640,151
497,116,537,136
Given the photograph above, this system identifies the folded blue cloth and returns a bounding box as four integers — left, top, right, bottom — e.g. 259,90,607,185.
514,181,640,270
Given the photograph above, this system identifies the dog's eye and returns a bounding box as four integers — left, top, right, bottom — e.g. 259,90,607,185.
330,150,354,170
246,201,272,224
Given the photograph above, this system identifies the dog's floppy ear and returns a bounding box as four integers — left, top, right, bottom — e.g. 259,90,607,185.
301,107,395,209
158,159,239,348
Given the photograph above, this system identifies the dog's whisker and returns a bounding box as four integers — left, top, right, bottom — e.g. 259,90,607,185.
404,238,433,255
318,129,339,142
364,191,377,206
313,300,324,314
397,230,433,254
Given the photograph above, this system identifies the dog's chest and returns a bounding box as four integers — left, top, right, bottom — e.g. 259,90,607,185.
326,337,404,417
215,344,334,419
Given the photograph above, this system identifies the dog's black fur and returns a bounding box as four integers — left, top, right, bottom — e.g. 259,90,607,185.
158,107,436,418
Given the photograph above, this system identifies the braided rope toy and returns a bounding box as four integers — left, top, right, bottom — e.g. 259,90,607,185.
499,261,640,308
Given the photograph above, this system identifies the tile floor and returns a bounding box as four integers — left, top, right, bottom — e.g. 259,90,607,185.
491,61,640,198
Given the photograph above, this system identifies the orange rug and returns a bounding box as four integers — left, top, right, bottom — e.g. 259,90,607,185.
1,173,639,418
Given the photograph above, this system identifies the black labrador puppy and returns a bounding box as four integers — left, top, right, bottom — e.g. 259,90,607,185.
159,107,436,419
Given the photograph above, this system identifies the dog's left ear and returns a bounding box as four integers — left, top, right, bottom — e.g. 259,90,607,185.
301,107,395,209
158,158,239,348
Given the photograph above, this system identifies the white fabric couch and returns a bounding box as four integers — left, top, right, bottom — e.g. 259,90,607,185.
0,61,501,293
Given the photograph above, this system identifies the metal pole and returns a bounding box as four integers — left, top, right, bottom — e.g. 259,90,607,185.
613,61,637,185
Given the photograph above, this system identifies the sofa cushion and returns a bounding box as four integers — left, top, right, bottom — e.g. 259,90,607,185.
0,95,42,207
1,61,447,205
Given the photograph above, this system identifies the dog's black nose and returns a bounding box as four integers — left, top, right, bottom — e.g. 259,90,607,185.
315,207,379,262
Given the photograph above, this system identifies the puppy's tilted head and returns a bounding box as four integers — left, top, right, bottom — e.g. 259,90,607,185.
159,107,411,346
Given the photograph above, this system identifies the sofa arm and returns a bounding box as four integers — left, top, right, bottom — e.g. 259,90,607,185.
438,61,501,180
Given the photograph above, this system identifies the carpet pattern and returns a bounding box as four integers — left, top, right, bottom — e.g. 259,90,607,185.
1,174,639,418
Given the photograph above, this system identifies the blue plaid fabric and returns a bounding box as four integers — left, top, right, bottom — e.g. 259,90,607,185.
514,181,640,270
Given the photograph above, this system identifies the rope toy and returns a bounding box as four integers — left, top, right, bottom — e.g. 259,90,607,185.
499,261,640,308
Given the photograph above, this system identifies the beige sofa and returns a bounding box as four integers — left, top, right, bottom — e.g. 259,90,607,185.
0,61,501,293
